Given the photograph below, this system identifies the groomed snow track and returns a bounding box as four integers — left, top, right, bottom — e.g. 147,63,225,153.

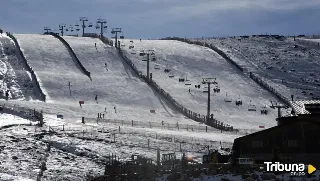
48,32,91,80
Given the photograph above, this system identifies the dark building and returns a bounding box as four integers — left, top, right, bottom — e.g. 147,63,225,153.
232,103,320,167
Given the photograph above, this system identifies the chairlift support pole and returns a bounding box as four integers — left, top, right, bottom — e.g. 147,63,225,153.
79,17,88,37
111,28,122,48
202,78,217,123
97,19,107,38
44,27,51,34
140,50,154,81
59,24,66,36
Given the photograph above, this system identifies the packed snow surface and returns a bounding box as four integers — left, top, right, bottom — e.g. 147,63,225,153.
120,39,281,130
14,34,196,125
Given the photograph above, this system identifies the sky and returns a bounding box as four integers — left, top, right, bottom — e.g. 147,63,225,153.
1,0,320,39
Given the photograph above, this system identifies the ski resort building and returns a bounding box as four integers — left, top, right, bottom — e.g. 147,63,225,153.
232,102,320,167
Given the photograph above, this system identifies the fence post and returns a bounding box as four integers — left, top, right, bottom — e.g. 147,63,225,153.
180,142,182,152
132,120,133,126
113,134,116,142
148,139,150,150
156,133,157,139
206,126,207,132
62,125,64,131
83,130,84,138
119,126,120,133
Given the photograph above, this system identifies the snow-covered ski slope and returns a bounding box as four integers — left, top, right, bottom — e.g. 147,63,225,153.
0,34,38,101
120,39,280,130
197,37,320,101
14,34,194,124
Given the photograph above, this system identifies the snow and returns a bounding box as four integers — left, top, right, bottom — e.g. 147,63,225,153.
0,33,315,180
119,39,280,130
0,33,36,101
14,34,197,125
0,34,242,179
197,36,320,102
0,113,31,127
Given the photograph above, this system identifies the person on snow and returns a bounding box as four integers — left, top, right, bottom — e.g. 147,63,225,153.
95,43,97,47
95,95,98,103
105,63,108,71
5,90,9,101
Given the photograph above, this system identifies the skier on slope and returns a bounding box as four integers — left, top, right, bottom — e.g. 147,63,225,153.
95,43,96,47
105,63,108,71
95,95,98,103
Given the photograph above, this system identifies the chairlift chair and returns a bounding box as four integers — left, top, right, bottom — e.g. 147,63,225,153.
164,69,170,73
169,74,174,78
120,36,124,39
248,100,257,111
88,22,93,27
224,92,232,102
235,95,242,106
152,57,156,61
104,26,107,29
260,105,268,114
95,24,100,29
139,51,145,56
213,86,220,93
154,65,160,70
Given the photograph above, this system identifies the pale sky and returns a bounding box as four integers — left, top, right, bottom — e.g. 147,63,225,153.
1,0,320,39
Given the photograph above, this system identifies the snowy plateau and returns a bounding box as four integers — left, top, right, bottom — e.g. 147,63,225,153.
0,33,319,180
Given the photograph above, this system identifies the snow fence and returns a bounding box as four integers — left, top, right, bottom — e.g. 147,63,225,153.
48,32,91,79
163,37,292,108
0,102,43,125
7,32,46,102
117,45,233,132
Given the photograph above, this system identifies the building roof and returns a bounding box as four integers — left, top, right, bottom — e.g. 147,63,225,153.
234,115,320,142
290,100,320,114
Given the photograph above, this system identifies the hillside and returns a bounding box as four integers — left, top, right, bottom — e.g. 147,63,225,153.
196,36,320,102
119,39,281,130
14,34,195,124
